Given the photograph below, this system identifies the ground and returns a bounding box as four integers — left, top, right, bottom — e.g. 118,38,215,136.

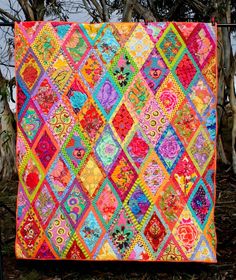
0,163,235,280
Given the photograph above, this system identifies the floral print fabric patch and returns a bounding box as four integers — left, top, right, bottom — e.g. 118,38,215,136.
15,22,217,262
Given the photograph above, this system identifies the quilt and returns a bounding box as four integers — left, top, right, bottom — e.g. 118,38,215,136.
15,21,217,262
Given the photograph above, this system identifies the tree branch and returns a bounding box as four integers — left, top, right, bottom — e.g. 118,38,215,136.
0,7,19,22
82,0,100,22
165,0,182,20
133,1,156,22
17,0,35,20
0,63,15,68
88,0,104,21
184,0,208,14
100,0,109,21
122,0,134,22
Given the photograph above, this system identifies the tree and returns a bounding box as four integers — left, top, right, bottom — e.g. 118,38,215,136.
0,0,235,179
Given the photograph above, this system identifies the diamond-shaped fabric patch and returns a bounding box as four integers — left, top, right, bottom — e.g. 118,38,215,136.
112,104,134,141
47,104,75,146
141,48,169,94
93,179,121,228
175,53,197,91
32,23,60,70
109,208,138,257
172,152,198,196
61,179,89,228
157,23,185,68
65,77,88,115
94,125,120,173
155,125,184,173
79,155,104,198
94,74,122,120
80,50,104,90
141,152,169,198
188,179,212,229
125,24,154,69
125,74,150,116
20,103,44,145
48,155,72,199
172,207,201,258
20,154,44,199
46,209,72,254
79,210,103,252
109,151,138,202
187,24,214,69
187,126,214,176
125,180,152,228
144,211,167,253
79,103,104,143
95,27,120,64
62,125,90,175
48,53,73,92
156,181,185,229
126,130,150,169
139,99,168,146
189,77,213,117
33,78,59,117
33,180,58,227
19,211,41,246
172,100,200,147
19,51,42,92
110,49,138,93
155,73,185,120
64,26,89,68
18,209,42,256
34,130,57,169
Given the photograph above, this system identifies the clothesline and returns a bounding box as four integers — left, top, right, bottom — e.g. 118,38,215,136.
0,22,236,27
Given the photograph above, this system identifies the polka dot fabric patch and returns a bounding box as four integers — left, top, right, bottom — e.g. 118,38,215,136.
15,22,217,262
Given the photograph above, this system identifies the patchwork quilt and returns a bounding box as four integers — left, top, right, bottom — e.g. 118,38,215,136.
15,22,217,262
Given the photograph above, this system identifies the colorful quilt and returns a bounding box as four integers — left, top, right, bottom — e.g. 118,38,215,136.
15,22,217,262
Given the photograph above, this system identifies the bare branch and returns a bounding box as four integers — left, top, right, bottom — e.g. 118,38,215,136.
0,7,19,21
82,0,100,22
17,0,35,20
133,1,156,22
184,0,208,14
122,0,134,22
100,0,109,21
88,0,104,21
0,63,15,68
165,0,182,20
